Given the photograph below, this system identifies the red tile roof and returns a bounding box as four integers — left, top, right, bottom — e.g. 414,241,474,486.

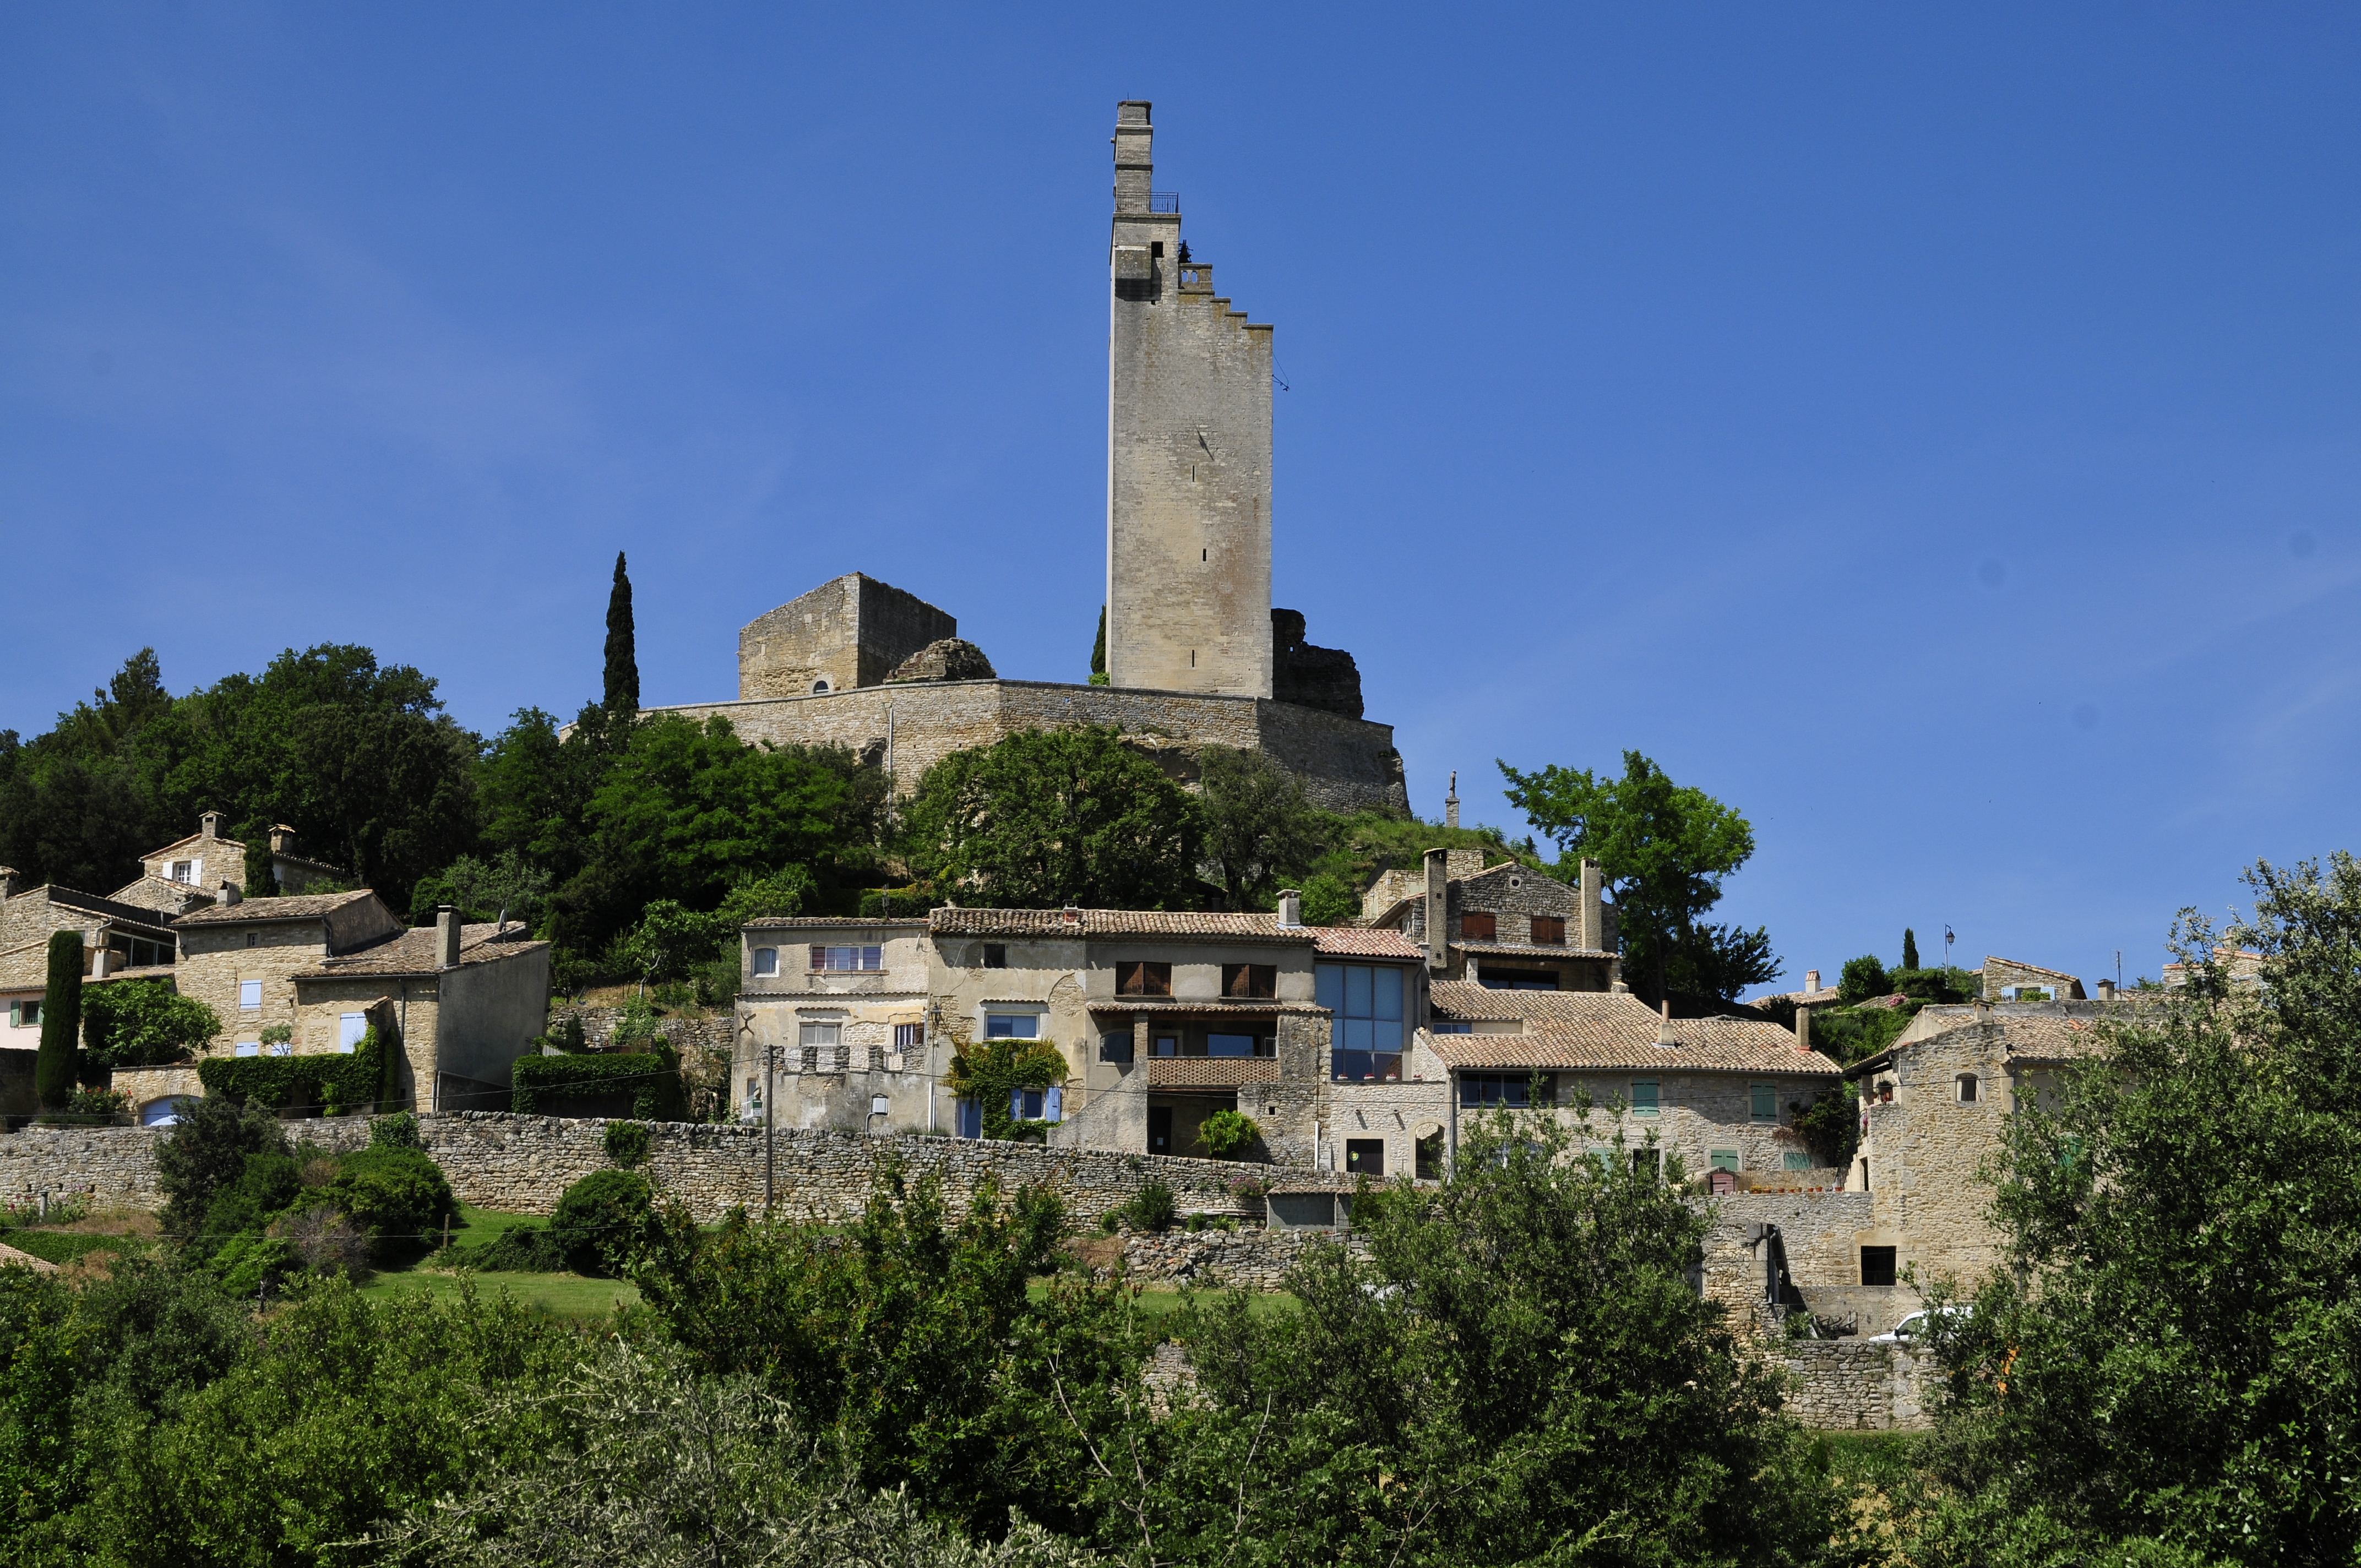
928,907,1310,943
1425,986,1837,1075
1310,927,1424,960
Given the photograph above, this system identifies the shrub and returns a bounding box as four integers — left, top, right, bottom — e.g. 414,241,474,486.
538,1013,589,1053
1837,954,1891,1004
370,1110,423,1150
551,1168,658,1275
196,1026,390,1114
278,1205,371,1275
603,1119,652,1168
1298,872,1361,927
194,1151,304,1264
463,1224,570,1272
210,1231,305,1297
35,932,81,1110
510,1050,685,1120
1198,1108,1261,1159
62,1087,127,1123
327,1145,457,1260
156,1096,287,1246
1123,1180,1177,1232
80,979,219,1071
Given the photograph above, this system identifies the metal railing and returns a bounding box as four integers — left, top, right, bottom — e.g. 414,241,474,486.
1147,191,1179,213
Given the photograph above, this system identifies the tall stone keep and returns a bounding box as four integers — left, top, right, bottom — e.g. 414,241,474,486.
1106,101,1274,699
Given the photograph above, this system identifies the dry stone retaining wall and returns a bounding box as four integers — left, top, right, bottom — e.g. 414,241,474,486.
1117,1224,1366,1291
1773,1340,1930,1431
550,1009,734,1057
0,1113,1273,1231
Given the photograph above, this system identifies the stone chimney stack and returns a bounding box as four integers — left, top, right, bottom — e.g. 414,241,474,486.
1444,772,1459,830
1276,889,1303,928
1579,858,1603,950
217,880,241,907
1655,999,1677,1048
2097,978,2117,1002
436,906,462,970
1795,1008,1812,1052
1805,969,1821,994
269,824,296,855
200,811,223,841
0,868,17,901
1423,848,1450,972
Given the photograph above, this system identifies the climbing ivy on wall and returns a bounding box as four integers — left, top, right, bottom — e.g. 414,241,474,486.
195,1025,394,1114
945,1037,1069,1142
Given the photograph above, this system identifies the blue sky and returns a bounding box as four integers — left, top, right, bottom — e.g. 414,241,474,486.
6,4,2359,992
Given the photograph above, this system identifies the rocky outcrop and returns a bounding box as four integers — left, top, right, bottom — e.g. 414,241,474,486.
885,639,997,684
1271,609,1363,720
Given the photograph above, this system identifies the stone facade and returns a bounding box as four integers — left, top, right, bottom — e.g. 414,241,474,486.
1107,101,1273,700
1269,609,1362,720
1774,1341,1930,1431
1368,850,1619,991
550,1006,736,1059
887,639,995,684
1981,955,2086,1001
648,679,1408,816
738,574,958,700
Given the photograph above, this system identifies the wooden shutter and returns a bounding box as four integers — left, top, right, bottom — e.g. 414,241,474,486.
1119,961,1144,996
1460,912,1497,940
1530,916,1565,945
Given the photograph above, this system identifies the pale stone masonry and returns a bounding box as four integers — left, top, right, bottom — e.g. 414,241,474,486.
1364,848,1621,990
738,573,959,700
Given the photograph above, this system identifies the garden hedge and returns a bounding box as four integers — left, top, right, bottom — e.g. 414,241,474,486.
197,1026,394,1114
510,1051,685,1121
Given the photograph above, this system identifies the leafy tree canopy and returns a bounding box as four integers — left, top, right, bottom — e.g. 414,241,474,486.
901,727,1201,909
1195,745,1325,911
81,980,219,1071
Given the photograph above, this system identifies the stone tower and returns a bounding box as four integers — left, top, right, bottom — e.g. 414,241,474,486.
1106,101,1274,698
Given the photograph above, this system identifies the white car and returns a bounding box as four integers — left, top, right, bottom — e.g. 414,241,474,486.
1869,1305,1970,1345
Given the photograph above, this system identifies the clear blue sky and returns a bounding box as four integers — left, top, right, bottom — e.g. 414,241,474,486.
7,5,2359,992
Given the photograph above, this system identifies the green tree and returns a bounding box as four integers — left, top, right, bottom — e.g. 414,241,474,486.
619,900,727,988
1087,1110,1836,1566
1090,605,1107,683
1837,953,1891,1003
240,825,275,897
1196,745,1325,911
1497,750,1773,1004
0,650,183,894
35,932,81,1110
605,551,639,719
1912,854,2361,1565
154,1096,288,1248
902,727,1200,910
409,848,552,927
1297,872,1359,927
1902,926,1919,971
552,1168,660,1275
81,979,219,1071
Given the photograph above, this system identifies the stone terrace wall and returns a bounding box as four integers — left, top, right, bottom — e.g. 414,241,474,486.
1775,1341,1930,1431
1118,1224,1367,1291
0,1114,1274,1231
550,1008,734,1057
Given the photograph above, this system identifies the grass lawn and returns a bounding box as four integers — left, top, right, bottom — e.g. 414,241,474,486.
358,1268,639,1316
440,1203,548,1247
1,1229,141,1266
1027,1281,1299,1319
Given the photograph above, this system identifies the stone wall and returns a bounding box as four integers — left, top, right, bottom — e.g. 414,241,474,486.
0,1113,1276,1230
645,680,1406,816
554,1007,736,1058
1117,1224,1365,1291
738,574,958,700
1774,1341,1930,1431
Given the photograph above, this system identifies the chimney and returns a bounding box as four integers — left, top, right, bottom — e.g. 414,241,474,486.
1060,905,1082,928
270,824,295,855
1276,889,1303,928
217,880,241,907
1423,848,1450,972
1656,999,1677,1048
1796,1007,1812,1053
0,868,16,901
1805,968,1821,994
2097,978,2117,1002
89,943,112,980
1444,771,1459,830
436,905,461,969
200,811,222,841
1579,858,1603,950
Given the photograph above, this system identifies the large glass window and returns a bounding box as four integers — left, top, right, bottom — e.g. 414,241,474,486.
984,1014,1040,1039
809,945,882,972
1319,962,1406,1081
1459,1071,1548,1108
752,947,779,977
1206,1033,1255,1058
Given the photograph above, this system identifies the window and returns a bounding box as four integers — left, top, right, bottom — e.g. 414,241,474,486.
1207,1033,1256,1058
238,980,262,1011
812,679,830,693
1098,1031,1134,1064
1431,1019,1472,1033
1152,1034,1178,1057
894,1023,923,1052
1631,1146,1660,1177
338,1012,367,1053
1709,1149,1740,1172
1861,1246,1898,1288
8,1000,37,1029
1750,1083,1778,1121
1416,1131,1443,1180
799,1020,842,1048
752,948,779,977
235,1041,260,1058
1459,1072,1548,1108
1345,1139,1385,1176
984,1014,1040,1039
1318,962,1405,1080
246,933,257,948
1529,916,1565,945
1460,912,1497,940
957,1098,983,1138
809,945,882,972
982,944,1007,969
1221,962,1276,999
169,860,193,884
1118,961,1172,997
1010,1086,1063,1123
1783,1152,1813,1171
1956,1073,1979,1103
1630,1079,1660,1115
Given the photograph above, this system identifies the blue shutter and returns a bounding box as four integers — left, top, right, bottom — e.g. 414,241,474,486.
1010,1088,1025,1121
1045,1086,1062,1123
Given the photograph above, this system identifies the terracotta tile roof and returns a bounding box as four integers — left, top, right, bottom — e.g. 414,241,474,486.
1454,940,1613,960
298,924,546,979
1310,927,1423,960
1423,989,1838,1076
175,890,377,926
1851,1006,2113,1076
1430,982,1636,1022
928,907,1309,943
742,917,929,929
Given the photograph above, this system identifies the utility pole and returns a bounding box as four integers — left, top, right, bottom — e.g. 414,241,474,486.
764,1036,775,1218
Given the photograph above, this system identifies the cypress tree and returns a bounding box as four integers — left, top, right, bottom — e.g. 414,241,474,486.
603,551,639,718
243,824,276,897
36,931,81,1110
1091,606,1107,678
1902,927,1920,971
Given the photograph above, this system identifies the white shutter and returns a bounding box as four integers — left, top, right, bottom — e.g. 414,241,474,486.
339,1012,367,1052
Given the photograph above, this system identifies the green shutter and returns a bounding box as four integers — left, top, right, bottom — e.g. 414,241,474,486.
1751,1083,1777,1121
1709,1149,1739,1172
1630,1079,1659,1115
